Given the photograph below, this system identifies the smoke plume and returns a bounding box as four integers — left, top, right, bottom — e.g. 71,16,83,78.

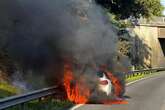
0,0,121,90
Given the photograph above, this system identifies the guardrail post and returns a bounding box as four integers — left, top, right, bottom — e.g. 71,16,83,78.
20,103,25,110
127,75,129,79
39,97,42,102
133,74,135,77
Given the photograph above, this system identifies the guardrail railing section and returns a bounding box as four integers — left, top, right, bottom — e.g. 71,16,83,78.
125,67,165,79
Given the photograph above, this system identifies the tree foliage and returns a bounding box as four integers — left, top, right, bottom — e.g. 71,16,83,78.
95,0,164,19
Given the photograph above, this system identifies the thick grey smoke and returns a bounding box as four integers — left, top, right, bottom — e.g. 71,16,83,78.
0,0,119,89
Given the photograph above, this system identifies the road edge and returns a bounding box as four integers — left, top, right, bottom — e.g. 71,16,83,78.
126,72,161,86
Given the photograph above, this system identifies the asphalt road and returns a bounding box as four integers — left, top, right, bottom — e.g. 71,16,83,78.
71,72,165,110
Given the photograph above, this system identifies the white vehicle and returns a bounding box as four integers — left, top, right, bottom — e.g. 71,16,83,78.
97,71,113,96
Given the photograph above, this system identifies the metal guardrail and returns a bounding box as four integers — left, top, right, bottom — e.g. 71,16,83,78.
0,67,165,110
125,67,165,79
0,86,57,110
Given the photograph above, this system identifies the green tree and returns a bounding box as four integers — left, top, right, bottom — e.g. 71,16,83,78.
95,0,164,19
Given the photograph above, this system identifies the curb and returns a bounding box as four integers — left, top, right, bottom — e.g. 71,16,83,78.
126,72,160,86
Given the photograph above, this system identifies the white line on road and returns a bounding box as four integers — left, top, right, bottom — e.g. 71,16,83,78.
69,104,84,110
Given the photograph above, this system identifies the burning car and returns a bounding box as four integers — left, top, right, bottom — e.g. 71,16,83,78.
63,61,126,104
97,71,113,96
97,70,125,99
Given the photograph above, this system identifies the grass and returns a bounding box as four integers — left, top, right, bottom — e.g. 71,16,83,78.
6,99,73,110
0,82,73,110
0,82,19,98
126,71,159,83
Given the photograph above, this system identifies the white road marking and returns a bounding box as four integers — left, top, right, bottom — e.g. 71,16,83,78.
69,104,84,110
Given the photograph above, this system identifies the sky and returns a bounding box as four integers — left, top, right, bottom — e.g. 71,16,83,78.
161,0,165,15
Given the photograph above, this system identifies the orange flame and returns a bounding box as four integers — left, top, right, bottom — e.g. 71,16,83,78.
105,71,123,97
63,63,90,104
63,62,127,104
102,71,128,104
99,65,123,97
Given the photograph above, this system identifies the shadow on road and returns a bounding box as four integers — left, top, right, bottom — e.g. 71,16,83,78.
123,95,131,99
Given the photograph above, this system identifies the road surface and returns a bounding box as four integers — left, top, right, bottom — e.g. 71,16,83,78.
71,72,165,110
